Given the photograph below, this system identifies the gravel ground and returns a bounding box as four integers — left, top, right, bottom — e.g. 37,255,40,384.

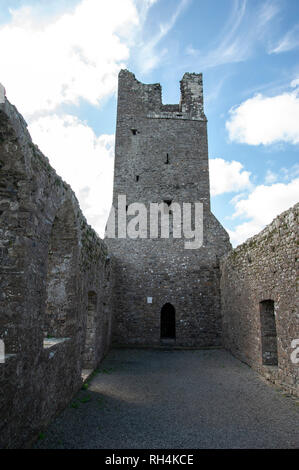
34,348,299,449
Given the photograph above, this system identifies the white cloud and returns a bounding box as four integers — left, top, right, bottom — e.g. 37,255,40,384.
228,178,299,246
209,158,252,196
185,0,279,70
0,0,184,112
185,0,247,68
227,221,262,247
269,23,299,54
29,115,115,237
0,0,150,117
226,83,299,145
0,0,161,238
264,163,299,184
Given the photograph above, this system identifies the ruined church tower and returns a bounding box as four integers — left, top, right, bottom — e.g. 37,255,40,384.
106,70,231,347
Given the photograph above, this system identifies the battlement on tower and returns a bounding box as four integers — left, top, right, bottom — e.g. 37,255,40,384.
117,69,206,121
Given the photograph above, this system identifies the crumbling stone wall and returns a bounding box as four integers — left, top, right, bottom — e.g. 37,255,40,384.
106,70,231,348
0,98,114,448
220,203,299,396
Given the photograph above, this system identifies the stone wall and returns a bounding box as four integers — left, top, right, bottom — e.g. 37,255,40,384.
220,203,299,396
0,98,114,448
2,68,297,448
106,70,231,348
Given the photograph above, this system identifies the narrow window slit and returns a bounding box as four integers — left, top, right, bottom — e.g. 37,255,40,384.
259,300,278,366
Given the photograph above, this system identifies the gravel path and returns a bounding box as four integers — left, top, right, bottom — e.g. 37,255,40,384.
34,349,299,449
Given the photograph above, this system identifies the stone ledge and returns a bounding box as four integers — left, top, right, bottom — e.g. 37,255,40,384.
43,337,71,349
0,353,17,363
147,112,206,121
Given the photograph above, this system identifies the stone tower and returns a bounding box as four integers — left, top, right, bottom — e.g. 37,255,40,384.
106,70,231,347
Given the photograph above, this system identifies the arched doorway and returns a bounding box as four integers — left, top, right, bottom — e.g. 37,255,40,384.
161,303,176,339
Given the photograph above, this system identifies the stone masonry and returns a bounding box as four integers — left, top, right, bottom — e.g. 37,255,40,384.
0,69,298,448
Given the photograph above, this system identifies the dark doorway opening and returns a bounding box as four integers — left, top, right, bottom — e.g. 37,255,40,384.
259,299,278,366
161,303,176,339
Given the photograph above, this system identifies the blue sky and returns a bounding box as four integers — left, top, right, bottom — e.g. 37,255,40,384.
0,0,298,245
